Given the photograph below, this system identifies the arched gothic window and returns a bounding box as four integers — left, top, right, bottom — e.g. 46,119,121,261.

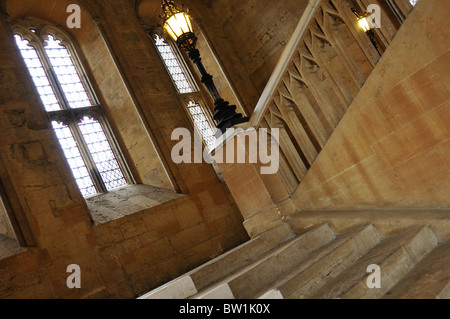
152,34,217,150
13,24,131,197
186,100,216,149
154,34,197,95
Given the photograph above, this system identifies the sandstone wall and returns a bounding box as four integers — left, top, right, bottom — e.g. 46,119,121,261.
292,0,450,210
185,0,310,113
0,0,248,298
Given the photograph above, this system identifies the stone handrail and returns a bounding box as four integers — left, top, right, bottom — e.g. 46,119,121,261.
238,0,415,194
248,0,322,128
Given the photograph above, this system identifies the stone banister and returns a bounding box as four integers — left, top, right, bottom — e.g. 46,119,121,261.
211,0,417,238
248,0,322,129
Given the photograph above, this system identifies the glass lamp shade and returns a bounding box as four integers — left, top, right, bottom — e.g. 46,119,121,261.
164,12,193,42
358,17,371,32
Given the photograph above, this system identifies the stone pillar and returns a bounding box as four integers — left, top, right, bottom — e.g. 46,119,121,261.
211,126,297,238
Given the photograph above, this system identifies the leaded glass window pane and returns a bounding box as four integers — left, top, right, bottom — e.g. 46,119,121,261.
155,35,195,94
187,101,216,148
14,29,129,197
44,35,92,109
52,121,97,197
14,35,62,112
78,117,127,191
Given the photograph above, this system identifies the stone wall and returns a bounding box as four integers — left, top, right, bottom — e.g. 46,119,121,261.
186,0,310,113
292,0,450,210
0,0,248,299
0,197,14,239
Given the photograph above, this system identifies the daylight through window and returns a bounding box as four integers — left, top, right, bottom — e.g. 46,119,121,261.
14,30,128,197
186,101,216,149
154,34,195,94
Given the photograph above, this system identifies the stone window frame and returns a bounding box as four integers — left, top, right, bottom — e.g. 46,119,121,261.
149,31,219,149
149,31,224,179
12,19,135,198
152,33,199,95
183,97,218,151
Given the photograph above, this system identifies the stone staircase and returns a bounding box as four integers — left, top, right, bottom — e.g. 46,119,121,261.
138,219,450,299
136,1,450,300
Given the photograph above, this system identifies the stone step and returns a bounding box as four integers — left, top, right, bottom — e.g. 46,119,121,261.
287,209,450,241
258,289,284,299
309,225,439,299
192,223,336,299
138,222,295,299
258,224,382,299
383,236,450,299
437,283,450,299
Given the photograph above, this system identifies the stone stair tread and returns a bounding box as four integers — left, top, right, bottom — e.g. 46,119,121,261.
308,225,428,299
272,224,382,299
310,225,438,299
341,225,438,299
139,222,295,299
188,222,296,291
191,223,336,299
254,225,370,298
384,238,450,299
140,221,445,300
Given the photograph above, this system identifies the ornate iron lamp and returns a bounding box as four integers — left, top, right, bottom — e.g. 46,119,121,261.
161,0,249,136
352,8,381,56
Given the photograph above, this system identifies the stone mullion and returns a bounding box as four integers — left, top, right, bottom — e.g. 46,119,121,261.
69,121,108,194
385,0,407,24
286,60,334,134
279,134,308,184
280,76,324,155
292,49,341,130
304,18,356,107
32,39,72,111
284,70,329,148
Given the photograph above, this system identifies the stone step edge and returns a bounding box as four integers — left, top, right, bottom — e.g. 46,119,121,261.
191,223,335,299
255,224,380,299
307,225,436,299
279,224,382,299
342,226,439,299
138,222,295,299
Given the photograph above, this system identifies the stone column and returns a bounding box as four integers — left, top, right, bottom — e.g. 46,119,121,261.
211,126,296,238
